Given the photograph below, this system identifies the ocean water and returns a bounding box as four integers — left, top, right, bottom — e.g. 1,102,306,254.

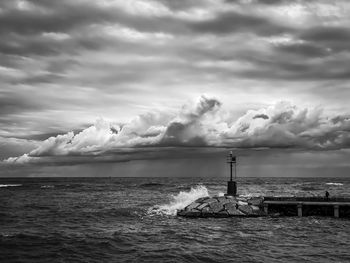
1,177,350,263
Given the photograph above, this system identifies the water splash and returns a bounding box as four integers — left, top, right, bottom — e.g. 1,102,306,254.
148,185,209,216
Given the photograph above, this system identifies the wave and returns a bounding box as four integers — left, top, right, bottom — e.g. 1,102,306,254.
326,183,343,186
0,184,22,188
41,185,55,189
148,185,209,216
139,183,164,188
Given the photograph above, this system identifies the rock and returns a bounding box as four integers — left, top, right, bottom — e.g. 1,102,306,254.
238,201,248,206
197,203,209,210
196,197,209,203
248,197,263,206
225,202,238,210
216,196,227,202
176,195,266,218
201,206,213,217
217,210,229,217
184,210,202,217
225,198,237,204
205,198,218,204
225,203,245,216
216,196,235,205
238,205,253,215
251,205,260,211
209,202,224,213
185,202,201,211
228,209,245,216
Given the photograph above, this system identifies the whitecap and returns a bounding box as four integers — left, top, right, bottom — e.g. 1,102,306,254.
326,183,343,186
0,184,22,188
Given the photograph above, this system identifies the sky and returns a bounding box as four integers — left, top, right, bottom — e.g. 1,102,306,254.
1,0,350,177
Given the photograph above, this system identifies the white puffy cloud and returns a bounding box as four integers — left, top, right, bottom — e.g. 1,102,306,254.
3,95,350,165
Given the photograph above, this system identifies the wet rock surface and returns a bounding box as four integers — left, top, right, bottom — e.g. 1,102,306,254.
177,196,266,218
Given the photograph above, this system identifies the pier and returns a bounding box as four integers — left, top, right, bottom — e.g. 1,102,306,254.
263,197,350,218
177,152,350,218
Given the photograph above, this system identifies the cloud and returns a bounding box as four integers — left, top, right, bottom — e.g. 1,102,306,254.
187,11,291,36
253,114,269,120
1,0,350,166
3,96,350,165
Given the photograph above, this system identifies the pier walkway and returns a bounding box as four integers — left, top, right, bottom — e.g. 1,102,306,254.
263,197,350,218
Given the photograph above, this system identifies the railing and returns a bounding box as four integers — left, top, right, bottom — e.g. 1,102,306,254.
264,196,350,202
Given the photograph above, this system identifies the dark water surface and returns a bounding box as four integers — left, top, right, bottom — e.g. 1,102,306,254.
1,177,350,262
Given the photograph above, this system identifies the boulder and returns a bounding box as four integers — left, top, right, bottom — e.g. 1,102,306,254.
227,209,245,216
225,203,244,216
237,197,248,202
216,210,229,217
238,205,253,215
251,205,260,211
185,202,201,211
196,197,209,203
248,197,263,206
225,198,237,204
201,206,213,217
197,203,209,210
177,195,266,218
183,210,202,217
217,196,236,205
205,198,219,204
209,202,224,213
216,196,227,202
224,202,238,210
225,203,245,216
238,201,248,206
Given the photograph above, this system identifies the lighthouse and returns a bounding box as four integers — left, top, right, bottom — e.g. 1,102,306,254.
226,151,237,196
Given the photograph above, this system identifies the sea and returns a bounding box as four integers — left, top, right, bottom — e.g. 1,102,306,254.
1,177,350,263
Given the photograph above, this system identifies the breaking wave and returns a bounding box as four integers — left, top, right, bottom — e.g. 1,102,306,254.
148,185,209,216
325,183,343,186
0,184,22,188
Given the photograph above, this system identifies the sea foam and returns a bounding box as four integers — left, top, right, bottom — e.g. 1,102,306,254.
0,184,22,188
325,183,343,186
149,185,209,216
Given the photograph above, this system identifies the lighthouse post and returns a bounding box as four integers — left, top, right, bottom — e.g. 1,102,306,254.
226,151,237,196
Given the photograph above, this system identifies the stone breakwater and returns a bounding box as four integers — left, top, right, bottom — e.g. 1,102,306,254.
177,196,267,218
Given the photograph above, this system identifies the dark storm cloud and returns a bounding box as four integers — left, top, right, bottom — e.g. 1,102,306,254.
0,0,347,85
152,0,212,11
301,27,350,43
188,11,291,36
0,2,112,35
275,43,331,58
225,0,286,4
299,26,350,53
0,91,42,115
1,0,350,167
